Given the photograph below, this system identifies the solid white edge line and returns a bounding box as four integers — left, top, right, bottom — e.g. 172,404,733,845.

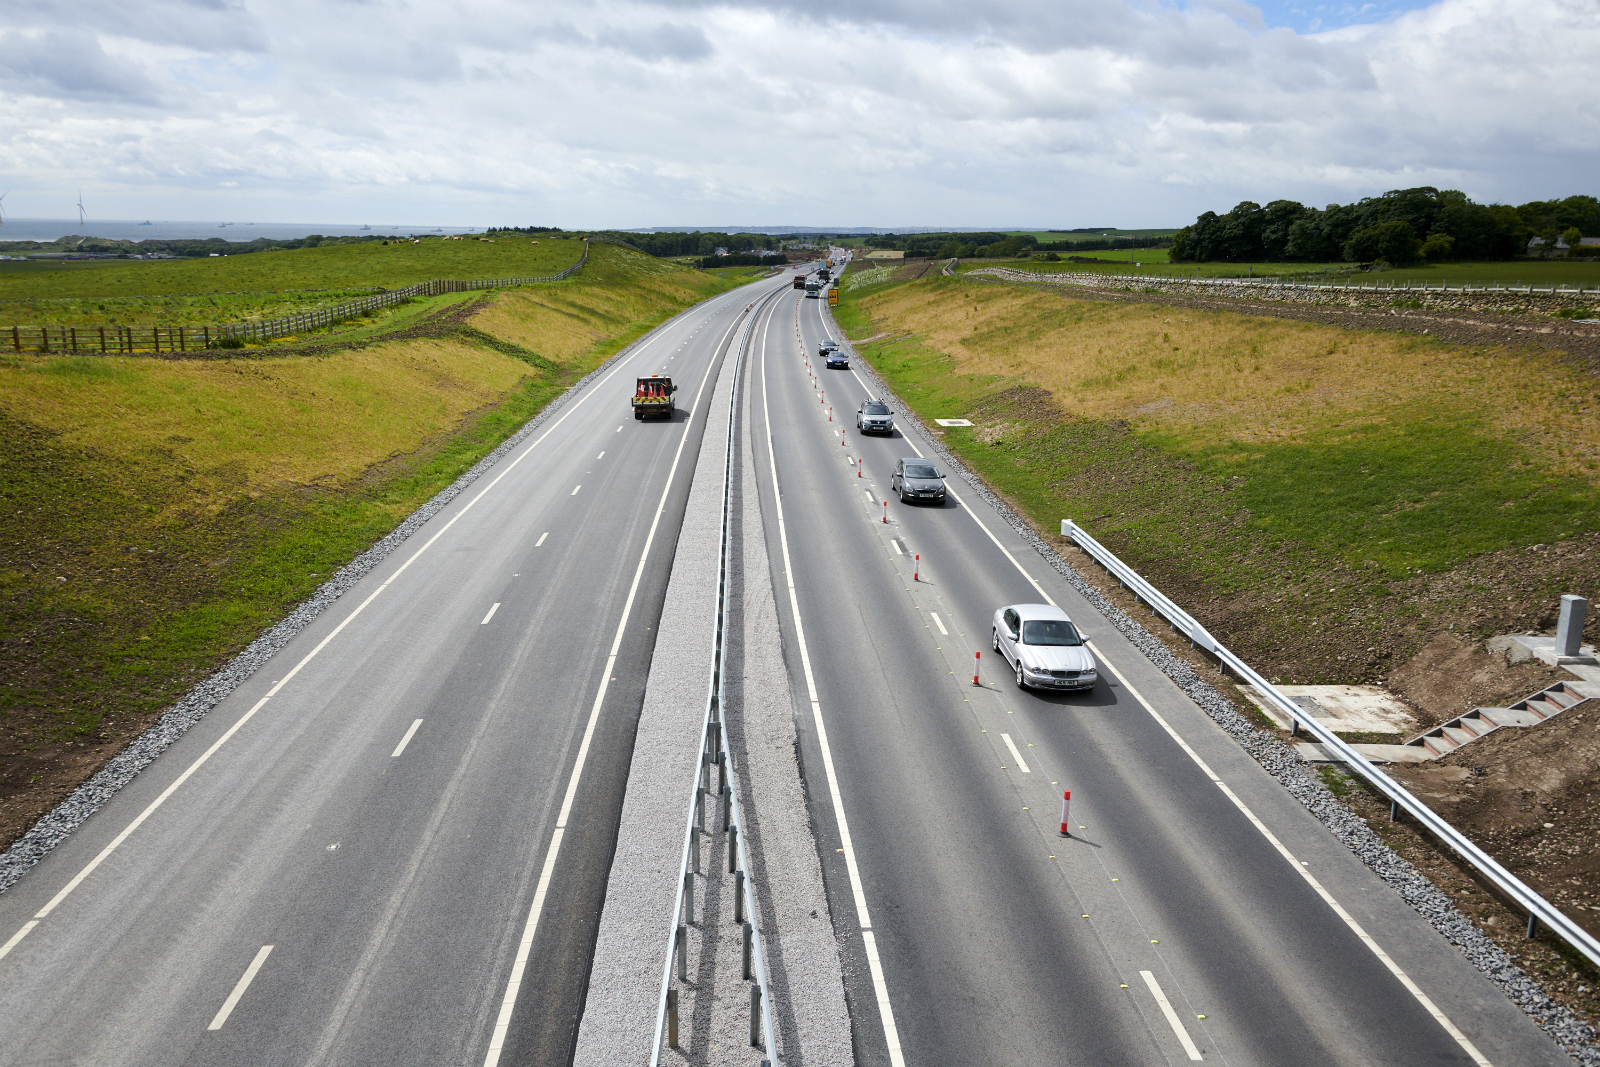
930,612,948,636
482,297,747,1067
762,295,907,1067
390,719,424,758
481,602,501,625
1098,656,1492,1067
1,292,713,960
0,921,38,963
1140,970,1203,1060
1000,732,1031,774
838,308,1490,1065
208,944,274,1030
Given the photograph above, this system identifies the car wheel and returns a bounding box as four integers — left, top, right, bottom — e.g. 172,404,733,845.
991,629,1000,653
1015,660,1027,690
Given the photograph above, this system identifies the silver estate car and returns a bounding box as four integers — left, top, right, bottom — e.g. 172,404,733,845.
991,604,1097,690
857,399,894,434
892,458,946,503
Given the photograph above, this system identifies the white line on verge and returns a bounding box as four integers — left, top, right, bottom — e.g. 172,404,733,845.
390,719,423,758
481,295,747,1067
481,603,501,625
596,451,605,459
208,945,274,1030
536,532,548,547
930,612,948,635
570,485,581,496
760,306,906,1067
891,540,903,555
1000,732,1031,774
0,290,709,961
1140,970,1203,1060
830,303,1490,1067
1097,656,1491,1067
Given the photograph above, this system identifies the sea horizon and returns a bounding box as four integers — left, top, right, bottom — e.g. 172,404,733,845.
0,218,488,244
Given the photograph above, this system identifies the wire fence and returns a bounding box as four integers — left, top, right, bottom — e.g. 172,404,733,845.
4,240,593,355
972,265,1600,300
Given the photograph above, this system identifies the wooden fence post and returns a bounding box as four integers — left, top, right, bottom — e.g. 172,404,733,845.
100,326,107,353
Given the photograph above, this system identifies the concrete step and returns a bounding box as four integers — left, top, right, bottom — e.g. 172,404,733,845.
1295,742,1436,765
1401,681,1590,757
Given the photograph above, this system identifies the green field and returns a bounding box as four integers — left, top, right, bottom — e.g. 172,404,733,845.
0,235,584,320
0,243,747,828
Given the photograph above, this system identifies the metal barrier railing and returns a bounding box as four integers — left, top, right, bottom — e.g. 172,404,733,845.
1062,518,1600,971
650,284,789,1066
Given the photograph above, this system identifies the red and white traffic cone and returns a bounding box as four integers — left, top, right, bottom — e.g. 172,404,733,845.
829,407,833,421
973,650,981,686
914,554,919,581
1059,790,1072,837
857,458,862,477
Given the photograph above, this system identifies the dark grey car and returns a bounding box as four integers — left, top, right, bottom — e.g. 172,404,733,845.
892,458,946,503
857,399,894,434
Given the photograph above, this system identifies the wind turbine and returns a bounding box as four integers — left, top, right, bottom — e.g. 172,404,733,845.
0,191,8,227
78,190,86,229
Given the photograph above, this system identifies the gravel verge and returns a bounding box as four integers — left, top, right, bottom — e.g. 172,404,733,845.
823,303,1600,1067
721,361,853,1066
0,323,673,897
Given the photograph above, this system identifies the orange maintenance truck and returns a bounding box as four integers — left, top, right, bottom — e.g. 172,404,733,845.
632,375,677,420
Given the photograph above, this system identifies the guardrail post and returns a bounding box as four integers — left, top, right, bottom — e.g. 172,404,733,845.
1529,913,1540,939
734,870,745,922
742,921,753,979
695,787,706,832
1390,798,1400,822
691,826,701,874
676,923,687,980
727,824,738,874
667,988,679,1048
750,986,762,1047
683,871,695,922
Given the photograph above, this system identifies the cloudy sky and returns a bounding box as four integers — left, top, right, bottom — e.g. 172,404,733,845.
1,0,1593,229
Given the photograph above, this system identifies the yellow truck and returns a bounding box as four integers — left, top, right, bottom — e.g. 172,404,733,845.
632,375,677,420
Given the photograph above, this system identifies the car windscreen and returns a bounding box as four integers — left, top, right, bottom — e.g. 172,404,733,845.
1021,619,1082,646
904,463,938,479
863,402,890,415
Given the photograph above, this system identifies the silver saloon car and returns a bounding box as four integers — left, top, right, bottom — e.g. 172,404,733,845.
991,604,1097,690
892,458,946,503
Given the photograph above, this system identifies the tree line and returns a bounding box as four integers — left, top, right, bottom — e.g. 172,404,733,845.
1168,189,1600,264
860,232,1171,259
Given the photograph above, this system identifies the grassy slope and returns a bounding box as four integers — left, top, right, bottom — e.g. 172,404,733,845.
0,235,585,328
963,256,1600,286
0,243,746,837
832,271,1600,683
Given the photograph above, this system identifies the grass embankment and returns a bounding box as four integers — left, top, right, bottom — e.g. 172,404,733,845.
0,235,584,329
962,256,1600,288
833,272,1600,684
0,242,747,842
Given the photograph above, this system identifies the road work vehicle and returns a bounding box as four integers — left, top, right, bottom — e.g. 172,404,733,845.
805,277,821,298
632,375,677,420
793,274,806,289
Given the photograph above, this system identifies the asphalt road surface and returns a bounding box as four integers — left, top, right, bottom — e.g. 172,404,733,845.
743,283,1571,1067
0,274,792,1067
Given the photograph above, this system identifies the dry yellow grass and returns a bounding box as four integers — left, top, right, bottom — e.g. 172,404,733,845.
0,339,531,511
857,282,1600,481
470,244,730,361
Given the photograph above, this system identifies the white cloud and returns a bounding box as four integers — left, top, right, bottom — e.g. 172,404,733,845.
0,0,1592,228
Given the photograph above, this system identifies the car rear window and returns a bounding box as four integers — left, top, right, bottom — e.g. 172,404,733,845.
1021,619,1082,646
863,402,889,415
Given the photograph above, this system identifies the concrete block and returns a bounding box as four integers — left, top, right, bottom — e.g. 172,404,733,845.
1557,594,1588,657
1294,742,1435,764
1491,633,1598,668
1244,684,1417,735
